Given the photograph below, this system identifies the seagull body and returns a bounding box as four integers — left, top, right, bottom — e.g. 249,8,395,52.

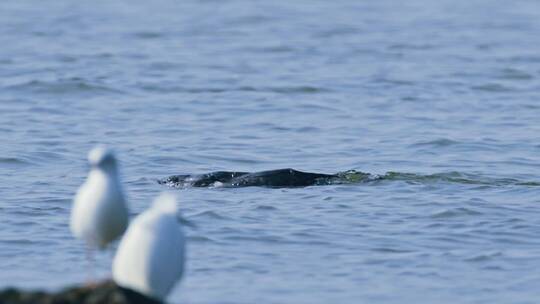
70,146,128,249
113,193,185,301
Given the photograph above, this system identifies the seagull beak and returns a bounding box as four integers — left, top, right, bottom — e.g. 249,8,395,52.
177,214,197,229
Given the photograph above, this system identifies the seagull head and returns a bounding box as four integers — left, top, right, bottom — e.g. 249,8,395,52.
153,193,198,228
88,145,117,170
152,192,179,214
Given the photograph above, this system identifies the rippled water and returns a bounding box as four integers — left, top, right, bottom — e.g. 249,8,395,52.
1,0,540,303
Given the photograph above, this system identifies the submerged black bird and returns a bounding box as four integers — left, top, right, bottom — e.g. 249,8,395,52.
158,168,374,188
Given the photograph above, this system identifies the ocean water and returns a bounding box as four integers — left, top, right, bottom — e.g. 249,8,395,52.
1,0,540,303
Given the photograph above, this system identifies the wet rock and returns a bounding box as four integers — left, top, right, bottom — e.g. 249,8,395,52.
0,280,162,304
159,168,373,188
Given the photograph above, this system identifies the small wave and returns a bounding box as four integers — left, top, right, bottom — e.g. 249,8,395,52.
374,77,415,86
412,138,461,147
139,84,327,94
497,68,534,80
471,83,515,92
370,247,414,253
515,181,540,186
139,85,229,94
253,205,278,211
223,234,332,246
235,85,328,94
190,210,229,220
131,31,163,39
6,79,123,95
464,251,502,262
384,171,479,184
0,157,32,166
223,235,289,244
325,170,376,184
388,43,436,50
506,55,540,63
0,239,41,245
187,235,218,243
265,85,327,94
430,207,482,219
382,171,540,187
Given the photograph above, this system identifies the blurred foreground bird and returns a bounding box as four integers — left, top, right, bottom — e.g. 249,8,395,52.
70,146,129,253
112,193,186,301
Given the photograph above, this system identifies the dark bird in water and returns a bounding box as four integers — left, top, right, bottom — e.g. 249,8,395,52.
158,168,375,188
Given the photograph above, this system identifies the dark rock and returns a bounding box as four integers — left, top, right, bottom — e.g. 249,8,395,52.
0,280,162,304
159,168,374,188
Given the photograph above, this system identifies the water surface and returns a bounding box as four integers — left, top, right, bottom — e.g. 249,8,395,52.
1,1,540,303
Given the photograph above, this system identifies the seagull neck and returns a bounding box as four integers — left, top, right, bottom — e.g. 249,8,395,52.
93,165,119,179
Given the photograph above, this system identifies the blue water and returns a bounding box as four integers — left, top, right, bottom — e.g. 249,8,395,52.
1,0,540,303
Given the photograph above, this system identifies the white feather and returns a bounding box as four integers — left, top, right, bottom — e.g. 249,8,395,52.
70,146,128,249
112,193,186,300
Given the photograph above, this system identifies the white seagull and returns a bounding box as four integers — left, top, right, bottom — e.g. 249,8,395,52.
70,146,129,250
112,193,186,301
